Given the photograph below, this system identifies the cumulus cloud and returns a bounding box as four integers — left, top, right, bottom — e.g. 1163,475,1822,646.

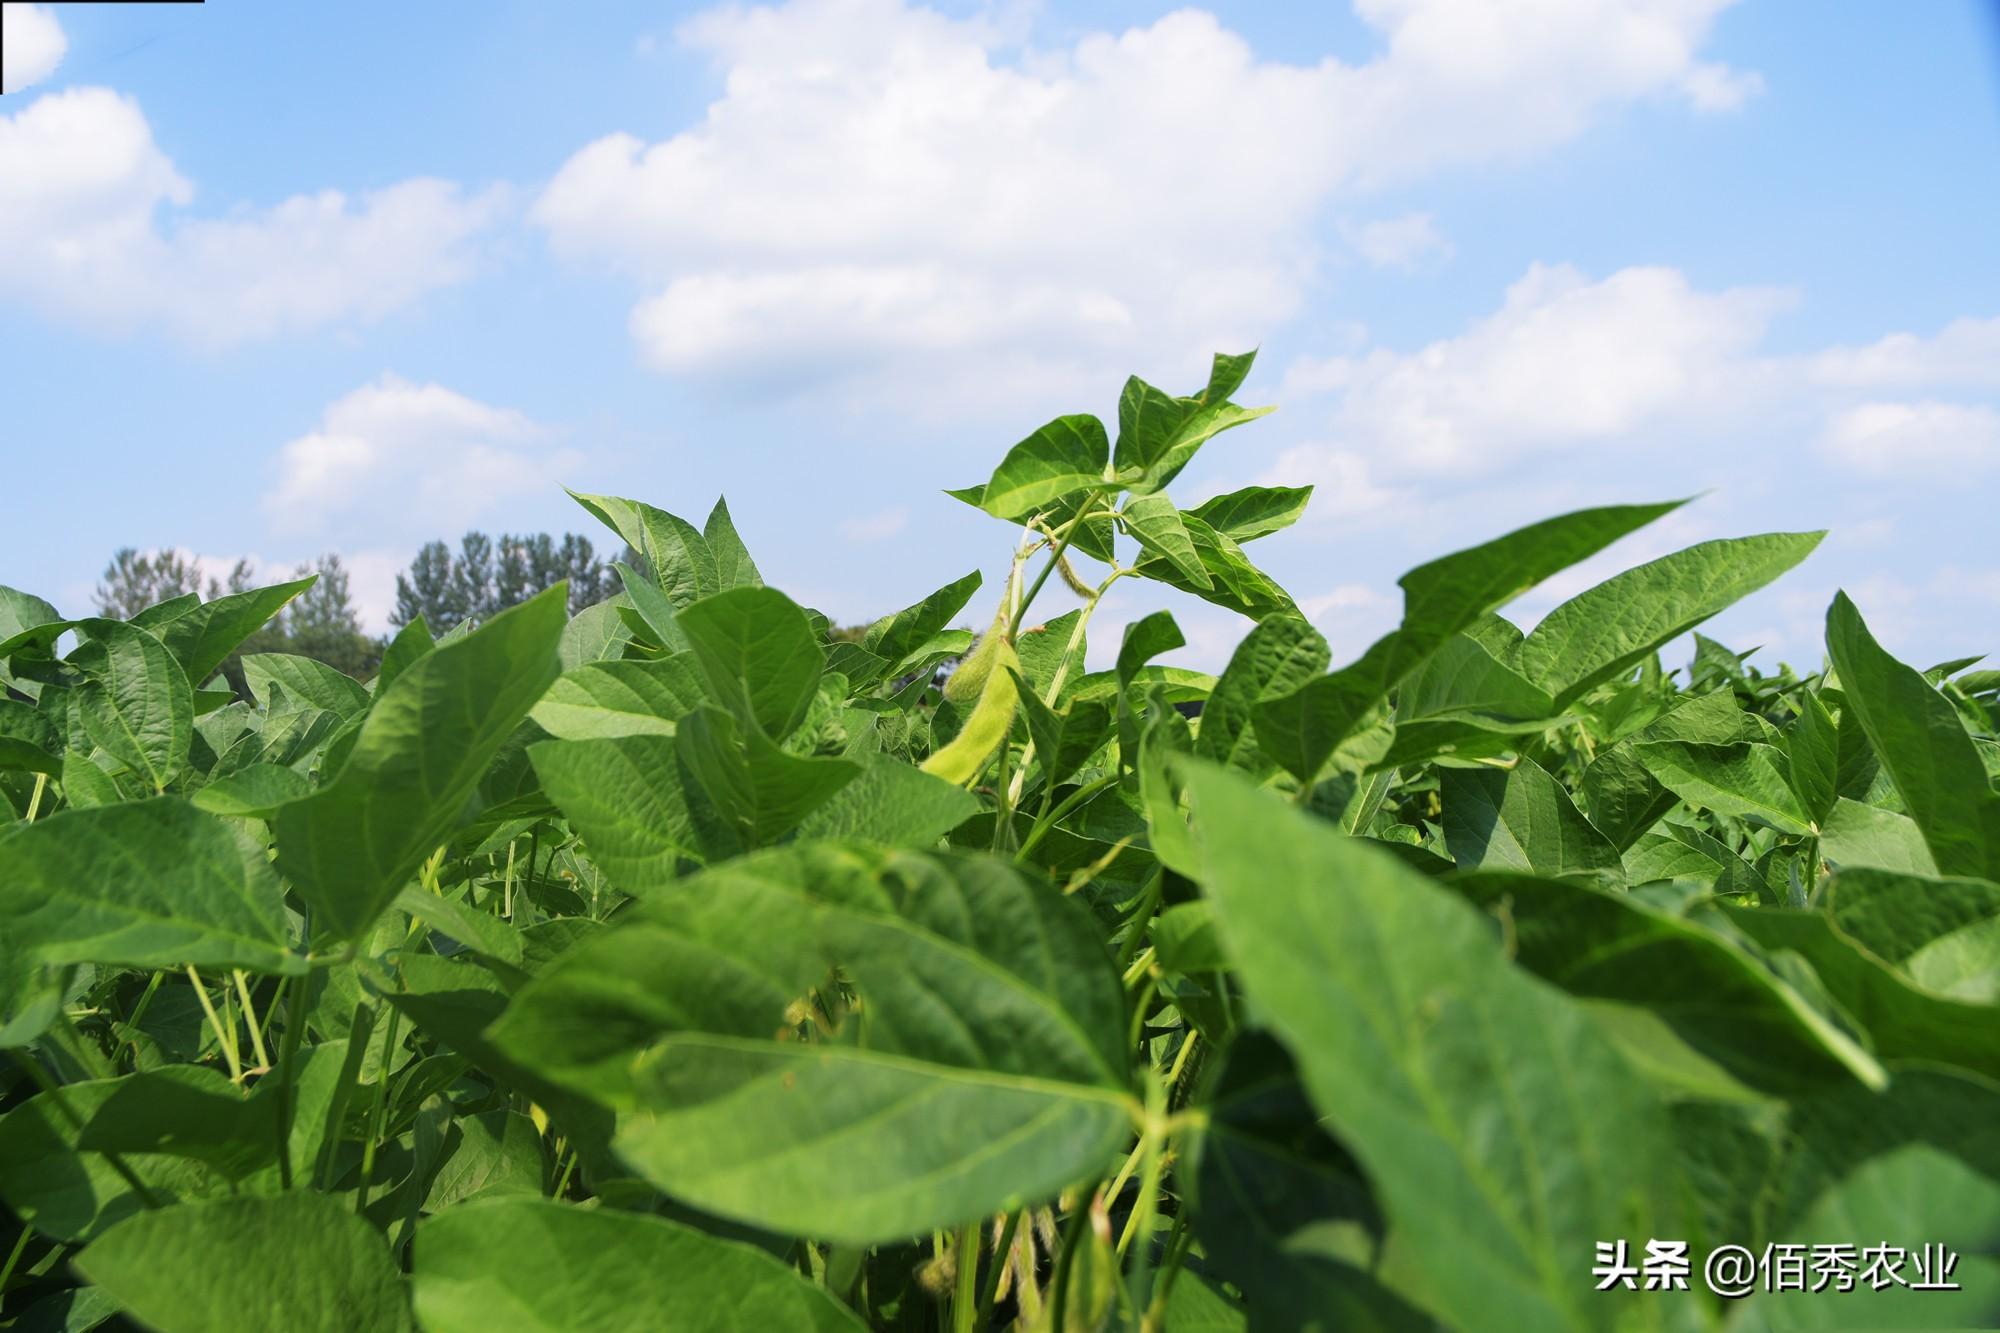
264,375,582,539
1818,401,2000,475
0,84,505,345
534,0,1756,398
1,4,65,95
1271,263,1792,478
1808,317,2000,390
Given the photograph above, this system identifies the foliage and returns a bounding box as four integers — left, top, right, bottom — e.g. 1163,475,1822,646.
4,354,1999,1331
95,549,377,690
391,532,621,632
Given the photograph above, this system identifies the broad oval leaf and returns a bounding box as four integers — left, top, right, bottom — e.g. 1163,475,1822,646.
413,1197,866,1332
487,844,1135,1243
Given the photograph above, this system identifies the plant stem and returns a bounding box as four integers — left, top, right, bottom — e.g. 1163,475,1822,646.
233,971,272,1070
186,966,243,1083
1115,869,1164,970
1049,1180,1100,1333
119,970,165,1070
0,1223,33,1296
24,772,47,822
502,836,518,920
354,1001,404,1214
1010,505,1097,639
952,1221,982,1333
975,1211,1022,1328
1015,773,1119,863
1005,566,1128,810
275,909,313,1189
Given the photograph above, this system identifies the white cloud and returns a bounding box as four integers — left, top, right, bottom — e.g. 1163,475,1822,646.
535,0,1754,398
1283,263,1790,475
264,375,582,539
1342,212,1453,269
1818,401,2000,475
1257,444,1406,519
1,4,65,95
1678,61,1764,112
838,506,909,542
1808,317,2000,390
0,85,505,345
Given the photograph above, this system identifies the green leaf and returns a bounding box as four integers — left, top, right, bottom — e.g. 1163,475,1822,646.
1183,485,1313,543
1519,532,1824,708
0,697,62,775
1182,762,1690,1332
969,414,1111,520
1116,611,1184,692
1783,690,1841,827
71,619,191,792
152,577,315,687
0,798,300,974
559,598,634,669
0,585,63,648
1114,354,1275,495
529,656,710,740
613,561,689,653
1255,500,1684,783
75,1192,412,1333
190,762,312,817
395,886,525,967
794,751,980,846
376,616,436,693
1825,592,2000,880
674,706,860,847
1439,758,1623,876
1194,614,1329,774
1823,867,2000,1003
571,491,719,611
488,845,1133,1243
861,571,982,673
1633,740,1815,835
1190,1034,1429,1331
412,1198,867,1332
1581,690,1762,850
1007,669,1112,789
704,496,764,591
530,735,715,883
1133,514,1295,618
677,587,825,740
1119,494,1212,589
1449,870,1884,1092
242,653,371,718
0,1077,234,1242
273,587,566,944
1724,905,2000,1081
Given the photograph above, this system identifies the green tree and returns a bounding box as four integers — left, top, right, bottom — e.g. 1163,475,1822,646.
279,554,377,679
94,548,253,619
392,532,616,631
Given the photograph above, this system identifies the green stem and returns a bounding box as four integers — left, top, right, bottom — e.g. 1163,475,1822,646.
1049,1180,1100,1333
975,1211,1022,1329
0,1223,34,1294
120,970,165,1070
1140,1212,1195,1331
10,1050,160,1208
1015,773,1119,864
275,910,314,1189
952,1221,982,1333
502,837,518,920
233,971,271,1070
24,771,47,822
1115,869,1164,970
1009,505,1098,640
186,965,243,1083
1005,567,1127,810
354,1003,404,1214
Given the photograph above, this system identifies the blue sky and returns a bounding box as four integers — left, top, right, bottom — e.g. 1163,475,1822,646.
3,0,1997,674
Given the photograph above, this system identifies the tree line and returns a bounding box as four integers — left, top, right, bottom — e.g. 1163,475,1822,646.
93,532,628,691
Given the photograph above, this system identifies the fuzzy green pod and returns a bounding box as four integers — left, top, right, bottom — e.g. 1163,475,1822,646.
922,636,1020,786
943,608,1009,708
